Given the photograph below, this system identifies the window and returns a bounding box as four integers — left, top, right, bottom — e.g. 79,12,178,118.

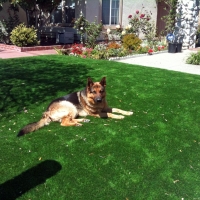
102,0,120,25
51,0,75,25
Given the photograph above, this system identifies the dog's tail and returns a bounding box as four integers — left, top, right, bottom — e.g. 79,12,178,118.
17,114,50,137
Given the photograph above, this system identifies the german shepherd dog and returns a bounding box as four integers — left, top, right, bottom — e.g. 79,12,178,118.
17,77,133,137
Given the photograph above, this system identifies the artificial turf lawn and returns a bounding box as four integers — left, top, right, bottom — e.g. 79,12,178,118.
0,55,200,199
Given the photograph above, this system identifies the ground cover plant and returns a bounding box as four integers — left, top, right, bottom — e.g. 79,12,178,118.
0,55,200,199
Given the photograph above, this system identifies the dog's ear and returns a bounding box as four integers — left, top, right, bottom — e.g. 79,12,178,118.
100,77,106,87
87,77,94,88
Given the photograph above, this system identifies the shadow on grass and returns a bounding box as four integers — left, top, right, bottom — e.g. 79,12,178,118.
0,57,91,115
0,160,62,200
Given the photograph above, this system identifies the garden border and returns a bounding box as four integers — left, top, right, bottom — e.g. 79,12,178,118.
108,50,168,61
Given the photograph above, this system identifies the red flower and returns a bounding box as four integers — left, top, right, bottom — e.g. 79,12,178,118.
140,14,145,18
136,10,139,14
148,49,153,54
128,15,132,18
146,17,150,21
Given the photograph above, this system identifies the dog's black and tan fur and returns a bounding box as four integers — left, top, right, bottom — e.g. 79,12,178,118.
17,77,133,137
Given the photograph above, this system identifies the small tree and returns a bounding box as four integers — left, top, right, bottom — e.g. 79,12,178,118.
74,15,103,48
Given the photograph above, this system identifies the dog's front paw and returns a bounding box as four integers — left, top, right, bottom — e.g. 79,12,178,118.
83,119,90,123
112,114,124,119
127,111,133,115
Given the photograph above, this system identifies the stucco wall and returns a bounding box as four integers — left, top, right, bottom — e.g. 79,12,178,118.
86,0,101,23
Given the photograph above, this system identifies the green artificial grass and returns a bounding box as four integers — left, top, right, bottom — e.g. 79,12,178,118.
1,55,200,199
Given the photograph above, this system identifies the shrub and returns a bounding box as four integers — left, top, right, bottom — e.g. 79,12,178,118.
82,47,93,58
94,43,107,51
122,33,142,50
186,51,200,65
70,43,84,55
107,41,121,49
54,47,71,55
91,49,110,60
10,23,38,47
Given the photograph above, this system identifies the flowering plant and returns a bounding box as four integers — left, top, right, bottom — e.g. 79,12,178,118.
124,7,152,37
70,43,84,55
148,48,153,55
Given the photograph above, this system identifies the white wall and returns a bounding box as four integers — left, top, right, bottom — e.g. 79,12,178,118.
86,0,101,23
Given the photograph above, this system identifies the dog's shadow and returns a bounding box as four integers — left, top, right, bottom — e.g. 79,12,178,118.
0,160,62,200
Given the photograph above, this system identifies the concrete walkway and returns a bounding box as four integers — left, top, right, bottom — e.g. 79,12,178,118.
0,49,57,59
117,49,200,75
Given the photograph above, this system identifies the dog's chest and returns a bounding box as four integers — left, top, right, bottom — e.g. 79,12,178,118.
78,109,88,116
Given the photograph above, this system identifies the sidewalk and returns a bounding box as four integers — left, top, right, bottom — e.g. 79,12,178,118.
117,49,200,75
0,49,57,59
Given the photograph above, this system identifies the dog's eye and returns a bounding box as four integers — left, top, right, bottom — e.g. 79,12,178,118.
100,90,104,93
91,90,96,94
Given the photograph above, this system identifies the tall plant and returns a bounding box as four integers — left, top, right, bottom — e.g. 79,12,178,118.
125,8,152,37
158,0,178,34
74,15,103,48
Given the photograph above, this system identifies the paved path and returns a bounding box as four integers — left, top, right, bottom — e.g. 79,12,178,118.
117,49,200,75
0,49,57,59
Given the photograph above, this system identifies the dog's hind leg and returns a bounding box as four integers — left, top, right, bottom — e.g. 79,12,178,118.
60,116,87,126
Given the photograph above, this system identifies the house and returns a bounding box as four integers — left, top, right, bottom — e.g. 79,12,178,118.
1,0,198,48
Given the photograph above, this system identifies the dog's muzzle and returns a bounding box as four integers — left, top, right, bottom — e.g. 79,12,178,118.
95,97,102,103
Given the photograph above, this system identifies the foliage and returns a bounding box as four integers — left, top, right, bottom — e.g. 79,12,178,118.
10,23,38,47
0,4,20,44
124,8,152,37
106,25,123,41
74,15,102,48
84,19,103,48
196,25,200,35
94,42,107,51
74,14,88,42
106,8,156,43
159,0,178,34
90,49,110,59
81,47,93,58
70,43,84,55
122,33,142,50
143,21,157,44
107,41,121,49
186,51,200,65
54,47,71,55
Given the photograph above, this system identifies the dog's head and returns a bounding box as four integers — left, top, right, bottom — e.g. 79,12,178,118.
86,77,106,104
